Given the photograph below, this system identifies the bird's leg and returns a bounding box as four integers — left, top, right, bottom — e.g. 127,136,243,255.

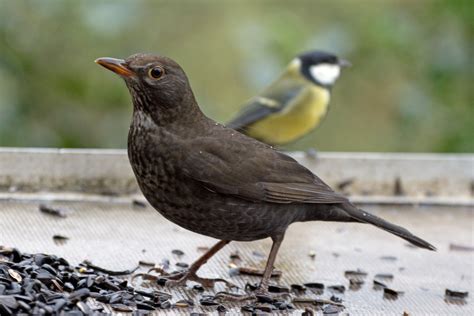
164,240,234,288
215,234,288,302
254,234,285,296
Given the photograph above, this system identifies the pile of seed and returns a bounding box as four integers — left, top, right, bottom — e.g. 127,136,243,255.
0,246,172,315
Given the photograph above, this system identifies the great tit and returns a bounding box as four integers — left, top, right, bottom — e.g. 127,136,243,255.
227,51,350,146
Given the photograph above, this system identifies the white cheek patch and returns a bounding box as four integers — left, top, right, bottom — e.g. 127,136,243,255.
309,64,341,85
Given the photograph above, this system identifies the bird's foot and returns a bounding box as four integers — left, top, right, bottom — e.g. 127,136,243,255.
214,287,291,302
163,270,236,288
214,291,256,302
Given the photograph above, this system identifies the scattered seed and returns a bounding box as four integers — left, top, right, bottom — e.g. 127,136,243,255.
330,295,342,303
229,251,241,261
52,235,69,245
132,199,147,208
383,288,403,300
175,262,189,269
327,285,345,293
217,304,227,312
449,243,474,252
349,278,364,291
256,294,274,304
160,300,171,309
302,307,315,316
171,249,185,256
0,245,171,314
192,284,204,292
291,284,307,292
251,250,265,258
39,204,67,218
374,273,394,281
380,255,397,262
268,285,290,293
254,303,273,312
245,282,258,291
241,304,254,312
304,282,324,290
373,280,387,290
344,269,368,279
7,270,22,283
445,289,468,299
111,303,133,312
136,301,156,311
199,297,219,306
175,299,193,307
323,303,345,314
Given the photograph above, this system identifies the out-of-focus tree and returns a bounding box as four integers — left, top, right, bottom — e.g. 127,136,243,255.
0,0,471,152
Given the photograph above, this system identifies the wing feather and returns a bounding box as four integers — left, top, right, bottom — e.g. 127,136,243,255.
227,85,304,130
181,133,347,205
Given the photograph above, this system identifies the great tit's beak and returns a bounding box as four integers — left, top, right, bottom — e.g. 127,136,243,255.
95,57,135,77
338,59,352,68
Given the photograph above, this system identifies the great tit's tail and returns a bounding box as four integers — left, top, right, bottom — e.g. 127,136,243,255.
341,202,436,251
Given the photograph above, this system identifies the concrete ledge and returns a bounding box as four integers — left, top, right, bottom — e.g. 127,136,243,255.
0,148,472,204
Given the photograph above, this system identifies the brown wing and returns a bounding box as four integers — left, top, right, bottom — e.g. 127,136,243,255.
180,131,347,204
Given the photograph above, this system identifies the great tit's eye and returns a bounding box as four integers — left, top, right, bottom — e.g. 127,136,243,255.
148,66,164,79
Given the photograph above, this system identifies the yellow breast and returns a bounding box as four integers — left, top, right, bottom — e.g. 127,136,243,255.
246,86,330,145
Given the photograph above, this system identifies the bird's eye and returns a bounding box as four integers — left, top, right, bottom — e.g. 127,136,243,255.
148,66,164,79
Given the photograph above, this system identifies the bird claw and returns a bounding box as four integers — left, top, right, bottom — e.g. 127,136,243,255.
214,291,256,302
163,270,237,289
214,288,292,302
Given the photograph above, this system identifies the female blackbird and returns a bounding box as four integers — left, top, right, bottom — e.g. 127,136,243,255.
95,54,435,299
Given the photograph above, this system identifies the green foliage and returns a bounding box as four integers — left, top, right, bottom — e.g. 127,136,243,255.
0,0,471,152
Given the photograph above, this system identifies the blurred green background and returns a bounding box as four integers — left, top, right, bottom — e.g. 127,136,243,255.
0,0,472,152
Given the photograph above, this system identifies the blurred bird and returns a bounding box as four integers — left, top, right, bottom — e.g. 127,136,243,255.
96,53,435,300
227,50,350,146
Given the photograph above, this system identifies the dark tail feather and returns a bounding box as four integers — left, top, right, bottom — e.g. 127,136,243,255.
341,202,436,251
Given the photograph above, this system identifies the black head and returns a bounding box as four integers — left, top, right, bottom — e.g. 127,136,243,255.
296,50,350,87
95,53,197,121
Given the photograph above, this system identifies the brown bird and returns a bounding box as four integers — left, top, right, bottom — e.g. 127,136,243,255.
95,53,435,299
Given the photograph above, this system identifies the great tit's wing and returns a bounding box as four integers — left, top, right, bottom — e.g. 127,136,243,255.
227,84,305,131
181,131,347,204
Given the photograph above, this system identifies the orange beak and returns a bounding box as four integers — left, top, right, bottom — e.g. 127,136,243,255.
95,57,135,77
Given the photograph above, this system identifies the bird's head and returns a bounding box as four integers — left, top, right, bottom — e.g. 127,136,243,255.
293,50,350,88
95,53,196,119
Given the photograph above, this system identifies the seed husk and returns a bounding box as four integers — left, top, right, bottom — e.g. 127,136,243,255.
199,297,219,306
383,287,403,300
268,285,290,293
7,270,22,283
111,303,133,312
344,269,368,279
291,284,307,292
132,199,147,208
39,204,67,218
52,235,69,245
374,273,394,281
373,279,387,290
171,249,185,256
445,289,468,299
327,285,345,293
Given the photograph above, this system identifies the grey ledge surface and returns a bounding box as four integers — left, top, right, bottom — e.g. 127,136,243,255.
0,148,472,206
